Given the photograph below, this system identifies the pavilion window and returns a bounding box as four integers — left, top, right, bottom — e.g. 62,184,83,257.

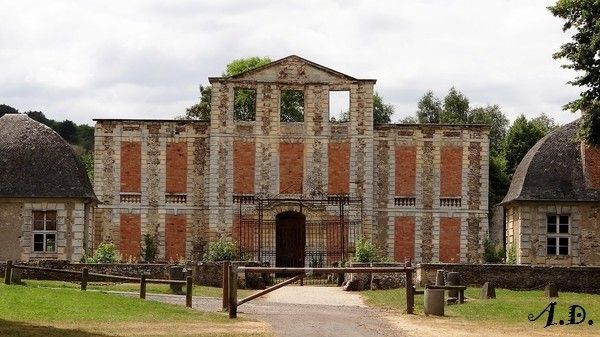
32,210,57,252
546,214,569,256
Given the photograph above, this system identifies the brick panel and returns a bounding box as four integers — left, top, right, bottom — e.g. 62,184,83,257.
439,217,460,263
119,213,141,260
166,142,187,193
440,146,463,197
583,144,600,189
233,140,256,194
233,215,256,252
279,142,304,194
395,146,416,196
120,141,141,193
328,142,350,194
394,216,415,261
165,214,186,261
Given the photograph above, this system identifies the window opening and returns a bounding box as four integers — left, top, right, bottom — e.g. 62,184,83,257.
329,91,350,122
280,90,304,122
33,210,57,252
546,214,569,256
234,88,257,121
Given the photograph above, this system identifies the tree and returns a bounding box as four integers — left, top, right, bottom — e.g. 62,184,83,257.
56,120,78,144
399,115,418,123
184,85,212,121
373,92,394,124
549,0,600,146
469,105,509,156
503,115,556,177
441,87,470,123
0,104,18,118
416,91,442,123
223,56,271,77
280,90,305,122
77,124,95,152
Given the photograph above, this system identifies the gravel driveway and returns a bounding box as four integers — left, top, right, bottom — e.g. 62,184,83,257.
142,286,403,337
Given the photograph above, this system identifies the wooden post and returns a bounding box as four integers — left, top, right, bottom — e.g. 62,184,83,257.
81,268,89,291
186,276,193,308
228,265,238,319
4,260,12,285
405,259,414,314
140,275,147,299
222,261,230,310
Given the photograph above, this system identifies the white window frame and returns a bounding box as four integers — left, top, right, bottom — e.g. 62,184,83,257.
32,210,57,253
546,214,570,256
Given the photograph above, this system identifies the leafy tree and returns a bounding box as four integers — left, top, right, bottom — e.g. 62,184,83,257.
469,105,509,156
280,90,305,122
26,111,55,128
489,155,510,207
399,115,418,123
56,120,78,143
549,0,600,146
441,87,470,123
77,124,95,152
503,115,555,177
0,104,18,118
373,92,394,124
223,56,271,77
416,91,442,123
80,152,94,182
184,85,212,121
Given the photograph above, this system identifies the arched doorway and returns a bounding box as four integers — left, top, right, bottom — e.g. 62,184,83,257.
275,211,306,267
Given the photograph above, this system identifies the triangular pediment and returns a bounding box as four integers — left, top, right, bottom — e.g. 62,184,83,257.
212,55,367,84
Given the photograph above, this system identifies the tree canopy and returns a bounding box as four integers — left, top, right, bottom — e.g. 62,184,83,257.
416,91,442,124
549,0,600,146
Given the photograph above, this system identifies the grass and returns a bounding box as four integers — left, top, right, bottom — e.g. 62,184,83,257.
0,283,270,337
23,279,255,298
362,287,600,325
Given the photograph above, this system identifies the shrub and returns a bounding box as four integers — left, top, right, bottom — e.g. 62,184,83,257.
507,242,517,265
141,234,158,262
353,237,378,263
89,242,119,263
482,237,503,263
203,238,238,261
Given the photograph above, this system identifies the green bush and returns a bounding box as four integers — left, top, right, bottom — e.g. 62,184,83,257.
88,242,119,263
507,242,517,265
203,238,238,261
353,237,378,263
482,237,504,263
141,234,158,262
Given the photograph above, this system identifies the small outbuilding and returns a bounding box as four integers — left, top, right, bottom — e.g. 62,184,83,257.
502,120,600,266
0,114,97,262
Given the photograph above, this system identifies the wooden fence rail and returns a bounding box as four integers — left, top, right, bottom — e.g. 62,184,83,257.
3,261,193,308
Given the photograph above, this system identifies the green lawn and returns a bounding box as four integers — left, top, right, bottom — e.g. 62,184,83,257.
23,279,255,298
0,283,270,337
362,287,600,323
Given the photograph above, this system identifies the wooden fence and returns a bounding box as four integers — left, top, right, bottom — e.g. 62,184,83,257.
3,260,193,308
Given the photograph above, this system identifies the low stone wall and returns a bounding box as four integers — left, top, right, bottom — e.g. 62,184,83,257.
343,262,407,291
193,261,266,289
417,263,600,293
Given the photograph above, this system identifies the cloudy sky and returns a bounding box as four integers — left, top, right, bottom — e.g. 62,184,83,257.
0,0,581,125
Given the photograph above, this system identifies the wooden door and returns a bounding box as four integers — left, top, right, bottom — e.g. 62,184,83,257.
276,211,306,267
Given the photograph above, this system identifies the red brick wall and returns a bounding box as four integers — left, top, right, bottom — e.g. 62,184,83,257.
120,141,141,193
165,214,186,261
328,142,350,194
395,146,416,196
233,140,256,194
120,213,141,260
166,142,187,193
326,216,349,264
394,216,415,261
279,143,304,194
583,144,600,189
440,146,463,197
233,215,256,252
439,217,460,263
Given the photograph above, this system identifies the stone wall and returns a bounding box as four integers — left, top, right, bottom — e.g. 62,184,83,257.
417,263,600,293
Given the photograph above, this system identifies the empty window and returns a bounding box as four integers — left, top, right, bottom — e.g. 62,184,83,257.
33,211,57,252
234,88,256,121
546,214,569,256
280,90,304,122
329,91,350,122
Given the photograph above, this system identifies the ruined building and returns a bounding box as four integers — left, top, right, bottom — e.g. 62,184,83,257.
93,56,489,265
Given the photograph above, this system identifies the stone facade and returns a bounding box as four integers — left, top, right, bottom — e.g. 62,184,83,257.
93,55,489,264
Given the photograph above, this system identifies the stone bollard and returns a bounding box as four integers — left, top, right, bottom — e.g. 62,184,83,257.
435,270,445,286
481,282,496,299
424,288,445,316
11,268,23,285
445,272,460,299
169,266,185,294
544,282,559,298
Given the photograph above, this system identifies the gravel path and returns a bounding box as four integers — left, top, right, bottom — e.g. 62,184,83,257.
140,286,403,337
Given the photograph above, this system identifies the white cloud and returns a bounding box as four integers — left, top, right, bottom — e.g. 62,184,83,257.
0,0,581,125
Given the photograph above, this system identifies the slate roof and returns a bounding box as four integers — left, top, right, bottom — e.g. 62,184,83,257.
0,114,96,200
502,120,600,204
